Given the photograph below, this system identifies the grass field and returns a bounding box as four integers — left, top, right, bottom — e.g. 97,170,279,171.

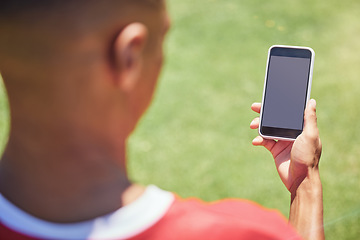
1,0,360,239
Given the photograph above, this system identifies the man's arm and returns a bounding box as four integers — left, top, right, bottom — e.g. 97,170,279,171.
250,99,324,240
289,168,324,239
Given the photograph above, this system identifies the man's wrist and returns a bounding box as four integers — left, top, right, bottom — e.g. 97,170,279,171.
289,168,324,240
290,168,322,202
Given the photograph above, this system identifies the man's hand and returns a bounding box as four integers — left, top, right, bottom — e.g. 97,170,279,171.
250,99,324,240
250,99,322,192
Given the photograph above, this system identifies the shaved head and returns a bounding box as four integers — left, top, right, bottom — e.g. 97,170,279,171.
0,0,164,52
0,0,169,136
0,0,166,80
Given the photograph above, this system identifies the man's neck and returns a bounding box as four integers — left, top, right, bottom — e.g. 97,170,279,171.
0,129,140,223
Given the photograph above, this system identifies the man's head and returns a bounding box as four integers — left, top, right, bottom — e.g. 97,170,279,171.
0,0,170,142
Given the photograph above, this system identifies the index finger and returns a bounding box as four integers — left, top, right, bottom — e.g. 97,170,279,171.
251,102,261,114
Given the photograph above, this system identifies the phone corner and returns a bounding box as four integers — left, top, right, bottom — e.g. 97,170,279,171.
307,46,315,55
258,127,267,140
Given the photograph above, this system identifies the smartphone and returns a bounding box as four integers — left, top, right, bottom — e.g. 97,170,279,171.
259,45,315,141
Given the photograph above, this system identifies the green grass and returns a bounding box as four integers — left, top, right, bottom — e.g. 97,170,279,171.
0,80,9,154
128,1,360,239
1,0,360,239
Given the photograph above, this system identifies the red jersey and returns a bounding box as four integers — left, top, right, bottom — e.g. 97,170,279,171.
0,185,301,240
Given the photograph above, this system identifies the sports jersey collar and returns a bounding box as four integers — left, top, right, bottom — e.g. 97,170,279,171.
0,185,174,239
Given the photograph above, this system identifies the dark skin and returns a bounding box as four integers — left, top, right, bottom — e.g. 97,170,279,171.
0,1,324,239
0,1,170,222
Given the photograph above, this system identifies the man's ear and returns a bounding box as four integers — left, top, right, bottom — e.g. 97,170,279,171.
113,22,148,91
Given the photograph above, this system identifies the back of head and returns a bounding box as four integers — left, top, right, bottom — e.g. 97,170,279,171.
0,0,168,154
0,0,163,71
0,0,165,122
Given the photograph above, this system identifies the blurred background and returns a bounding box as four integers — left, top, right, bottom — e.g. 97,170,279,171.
1,0,359,239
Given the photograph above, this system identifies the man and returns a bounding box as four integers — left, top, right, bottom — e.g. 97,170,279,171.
0,0,324,239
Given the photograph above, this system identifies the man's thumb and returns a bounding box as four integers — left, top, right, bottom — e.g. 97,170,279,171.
303,99,318,137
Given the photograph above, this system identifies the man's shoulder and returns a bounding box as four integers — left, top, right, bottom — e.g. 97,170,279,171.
0,222,37,240
0,186,302,240
130,196,302,240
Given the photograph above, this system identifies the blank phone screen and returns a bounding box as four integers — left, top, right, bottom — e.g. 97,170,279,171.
262,55,311,130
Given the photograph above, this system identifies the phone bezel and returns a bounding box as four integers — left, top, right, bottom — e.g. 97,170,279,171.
259,45,315,141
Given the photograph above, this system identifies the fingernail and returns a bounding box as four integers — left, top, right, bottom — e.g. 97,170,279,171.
308,99,316,109
311,99,316,105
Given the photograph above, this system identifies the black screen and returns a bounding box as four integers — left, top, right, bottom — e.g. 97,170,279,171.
261,52,311,134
